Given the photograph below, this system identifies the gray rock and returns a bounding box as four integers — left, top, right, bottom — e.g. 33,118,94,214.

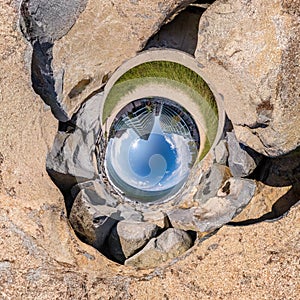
194,163,231,203
20,0,88,42
214,139,228,165
108,221,158,262
142,210,168,228
227,132,262,177
169,178,256,232
69,190,120,251
20,0,88,121
195,0,300,156
125,228,193,269
116,203,143,222
46,92,103,191
167,209,196,232
71,180,119,208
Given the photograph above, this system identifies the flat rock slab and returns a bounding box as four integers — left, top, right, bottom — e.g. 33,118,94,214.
125,228,192,269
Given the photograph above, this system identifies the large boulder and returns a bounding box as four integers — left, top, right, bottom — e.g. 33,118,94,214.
21,0,194,120
195,0,300,156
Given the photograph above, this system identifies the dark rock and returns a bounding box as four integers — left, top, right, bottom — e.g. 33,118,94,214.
227,132,262,177
20,0,88,42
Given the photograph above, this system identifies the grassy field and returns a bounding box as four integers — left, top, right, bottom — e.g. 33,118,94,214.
102,61,219,160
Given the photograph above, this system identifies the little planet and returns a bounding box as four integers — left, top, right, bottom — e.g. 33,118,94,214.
105,97,200,202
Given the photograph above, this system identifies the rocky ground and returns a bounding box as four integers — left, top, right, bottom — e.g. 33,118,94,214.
0,1,299,299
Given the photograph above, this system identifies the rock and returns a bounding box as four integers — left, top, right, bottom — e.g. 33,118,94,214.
142,210,168,228
46,92,103,191
169,178,256,232
194,163,231,203
214,139,228,165
20,0,88,42
125,228,192,269
145,7,201,55
20,0,88,121
195,0,300,156
71,180,119,208
227,132,262,177
108,221,158,262
69,189,120,251
49,0,193,119
116,203,143,222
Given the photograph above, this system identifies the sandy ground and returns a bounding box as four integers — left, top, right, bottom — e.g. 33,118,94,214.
0,2,299,299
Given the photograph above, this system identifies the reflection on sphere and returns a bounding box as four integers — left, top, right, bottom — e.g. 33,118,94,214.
105,97,200,202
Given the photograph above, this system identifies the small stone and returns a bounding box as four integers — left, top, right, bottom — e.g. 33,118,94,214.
125,228,192,269
227,132,262,177
214,139,229,165
108,221,158,262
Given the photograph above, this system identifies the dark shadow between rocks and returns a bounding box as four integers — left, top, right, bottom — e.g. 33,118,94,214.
229,146,300,225
144,4,205,55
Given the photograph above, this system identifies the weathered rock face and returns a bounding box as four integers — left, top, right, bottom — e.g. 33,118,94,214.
195,0,300,156
227,132,262,177
108,221,158,262
169,178,257,232
46,92,103,193
22,0,193,120
125,228,193,269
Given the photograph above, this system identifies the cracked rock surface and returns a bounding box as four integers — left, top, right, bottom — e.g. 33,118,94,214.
195,0,300,156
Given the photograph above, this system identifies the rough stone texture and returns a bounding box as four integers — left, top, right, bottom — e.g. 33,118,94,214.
108,221,158,262
125,228,192,269
46,92,103,191
169,178,257,232
69,189,119,250
214,139,228,165
71,180,119,207
194,163,231,202
50,0,194,118
20,0,89,122
20,0,88,42
195,0,300,156
0,1,299,299
227,132,262,177
116,203,143,222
